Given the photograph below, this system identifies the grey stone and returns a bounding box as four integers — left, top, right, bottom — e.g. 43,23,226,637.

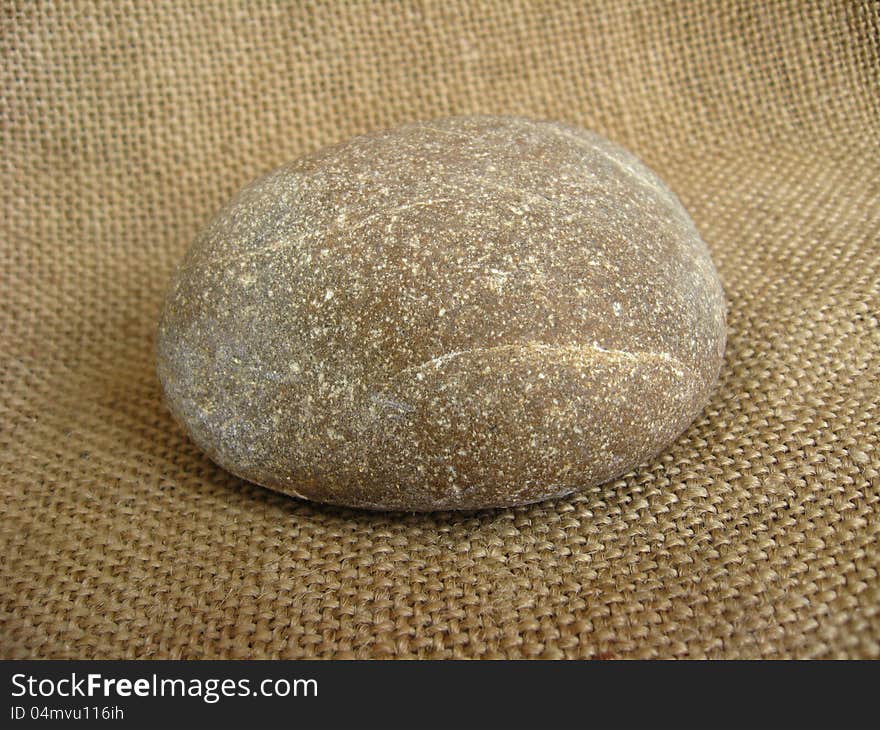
157,116,726,511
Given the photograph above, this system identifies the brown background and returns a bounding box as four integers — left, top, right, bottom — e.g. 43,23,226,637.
2,1,878,658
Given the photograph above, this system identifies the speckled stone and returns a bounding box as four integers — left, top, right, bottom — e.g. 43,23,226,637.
157,116,726,511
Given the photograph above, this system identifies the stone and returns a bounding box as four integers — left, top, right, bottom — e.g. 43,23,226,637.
157,116,726,511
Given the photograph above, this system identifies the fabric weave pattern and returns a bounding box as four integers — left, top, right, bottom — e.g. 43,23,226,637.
1,0,878,659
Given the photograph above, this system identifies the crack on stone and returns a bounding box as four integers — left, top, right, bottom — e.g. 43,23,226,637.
391,341,690,379
344,197,457,234
544,125,669,197
212,197,457,268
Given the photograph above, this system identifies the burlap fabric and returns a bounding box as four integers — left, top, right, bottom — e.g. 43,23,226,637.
2,1,878,659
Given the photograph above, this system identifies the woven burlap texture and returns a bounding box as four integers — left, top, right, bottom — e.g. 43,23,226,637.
2,1,878,659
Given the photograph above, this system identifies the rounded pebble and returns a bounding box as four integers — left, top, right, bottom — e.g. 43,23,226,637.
157,116,726,511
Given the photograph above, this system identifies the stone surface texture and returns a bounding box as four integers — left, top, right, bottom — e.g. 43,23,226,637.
157,116,726,511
